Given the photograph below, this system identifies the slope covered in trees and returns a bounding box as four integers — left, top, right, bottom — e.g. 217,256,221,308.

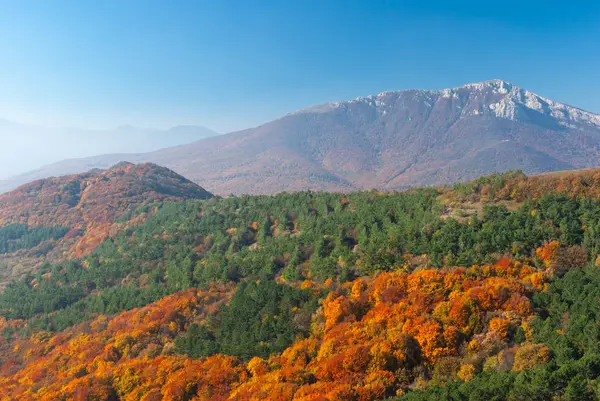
0,168,600,399
0,162,212,288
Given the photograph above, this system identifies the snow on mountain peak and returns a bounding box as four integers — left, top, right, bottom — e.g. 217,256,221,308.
484,84,600,128
460,79,514,93
289,80,600,129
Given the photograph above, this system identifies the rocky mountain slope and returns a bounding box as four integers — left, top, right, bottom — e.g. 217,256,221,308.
2,79,599,195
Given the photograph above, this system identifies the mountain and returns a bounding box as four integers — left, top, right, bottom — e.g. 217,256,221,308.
2,79,600,195
0,122,218,180
0,162,212,286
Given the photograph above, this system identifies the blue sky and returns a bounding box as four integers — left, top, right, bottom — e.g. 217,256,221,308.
1,0,599,133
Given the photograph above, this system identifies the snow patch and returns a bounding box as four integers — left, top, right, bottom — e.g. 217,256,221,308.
487,85,600,128
289,79,600,130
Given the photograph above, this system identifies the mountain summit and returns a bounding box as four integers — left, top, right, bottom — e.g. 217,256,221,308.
2,80,600,195
295,79,600,129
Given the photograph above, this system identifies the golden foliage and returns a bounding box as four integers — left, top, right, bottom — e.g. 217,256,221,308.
0,258,552,400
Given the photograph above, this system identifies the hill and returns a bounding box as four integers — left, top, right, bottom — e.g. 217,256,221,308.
0,162,212,287
2,79,600,195
1,168,600,399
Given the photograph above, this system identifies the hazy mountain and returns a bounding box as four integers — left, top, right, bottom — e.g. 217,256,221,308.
2,79,599,195
0,122,218,179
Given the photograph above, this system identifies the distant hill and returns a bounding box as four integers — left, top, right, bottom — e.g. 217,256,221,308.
0,122,218,182
0,162,212,286
2,79,600,195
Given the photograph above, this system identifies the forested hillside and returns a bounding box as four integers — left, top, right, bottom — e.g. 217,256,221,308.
1,168,600,400
0,162,212,289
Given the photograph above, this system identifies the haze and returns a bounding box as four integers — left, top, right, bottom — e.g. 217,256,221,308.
0,122,217,179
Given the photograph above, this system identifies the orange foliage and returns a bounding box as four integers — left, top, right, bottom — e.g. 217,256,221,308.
512,343,552,371
536,240,561,267
536,241,589,277
448,168,600,203
0,162,212,262
232,259,545,399
458,364,476,382
0,284,232,401
488,318,511,339
0,258,549,400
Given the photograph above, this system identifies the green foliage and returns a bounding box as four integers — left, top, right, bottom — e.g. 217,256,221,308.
451,170,525,199
5,176,600,398
0,224,69,254
175,280,317,360
3,190,600,340
174,323,218,358
531,266,600,365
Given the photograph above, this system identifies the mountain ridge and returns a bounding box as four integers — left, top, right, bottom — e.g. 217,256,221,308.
292,79,600,129
1,79,599,195
0,121,219,180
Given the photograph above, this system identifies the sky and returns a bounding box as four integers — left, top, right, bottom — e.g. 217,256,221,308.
0,0,599,134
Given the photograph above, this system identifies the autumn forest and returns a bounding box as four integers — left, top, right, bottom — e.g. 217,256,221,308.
2,165,600,400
